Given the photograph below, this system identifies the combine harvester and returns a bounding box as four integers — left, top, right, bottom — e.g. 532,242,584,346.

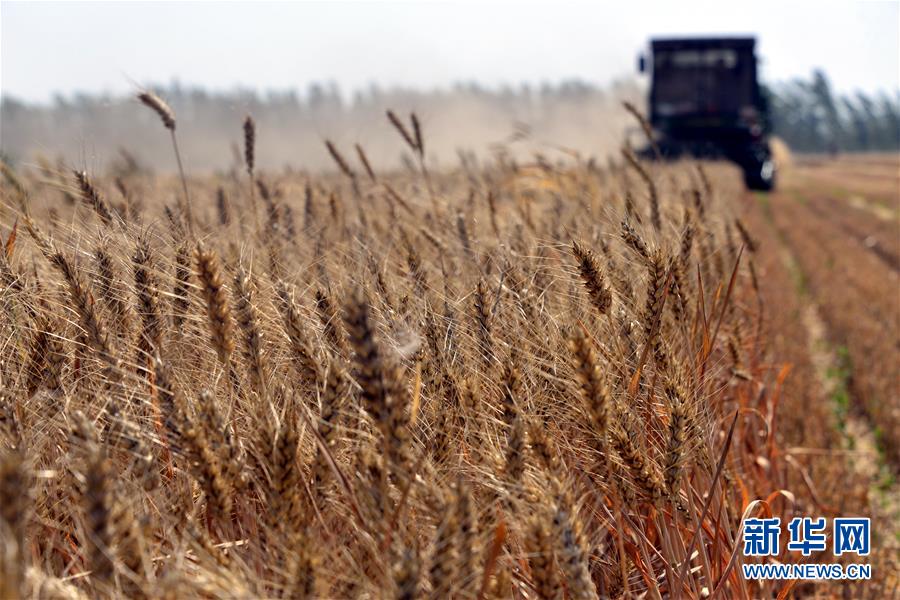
638,36,776,190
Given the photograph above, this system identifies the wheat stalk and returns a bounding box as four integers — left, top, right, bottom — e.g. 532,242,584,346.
138,90,194,236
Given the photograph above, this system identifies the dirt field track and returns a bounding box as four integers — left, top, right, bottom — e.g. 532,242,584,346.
740,154,900,588
757,155,899,465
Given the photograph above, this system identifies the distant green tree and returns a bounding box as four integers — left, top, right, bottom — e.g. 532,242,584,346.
855,92,883,149
878,92,900,150
810,70,844,151
842,96,870,151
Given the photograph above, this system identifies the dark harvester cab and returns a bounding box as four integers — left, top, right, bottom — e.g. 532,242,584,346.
639,37,776,190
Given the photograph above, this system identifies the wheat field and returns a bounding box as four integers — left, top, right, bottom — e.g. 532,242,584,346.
0,96,896,599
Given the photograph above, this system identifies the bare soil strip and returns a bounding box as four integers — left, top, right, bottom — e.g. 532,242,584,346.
751,159,899,576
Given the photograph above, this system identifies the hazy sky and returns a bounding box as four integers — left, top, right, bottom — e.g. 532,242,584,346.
2,0,898,103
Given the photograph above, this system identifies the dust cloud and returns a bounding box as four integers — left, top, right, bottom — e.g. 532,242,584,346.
1,80,643,173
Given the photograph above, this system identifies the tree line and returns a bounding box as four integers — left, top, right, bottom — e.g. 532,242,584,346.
767,69,900,153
